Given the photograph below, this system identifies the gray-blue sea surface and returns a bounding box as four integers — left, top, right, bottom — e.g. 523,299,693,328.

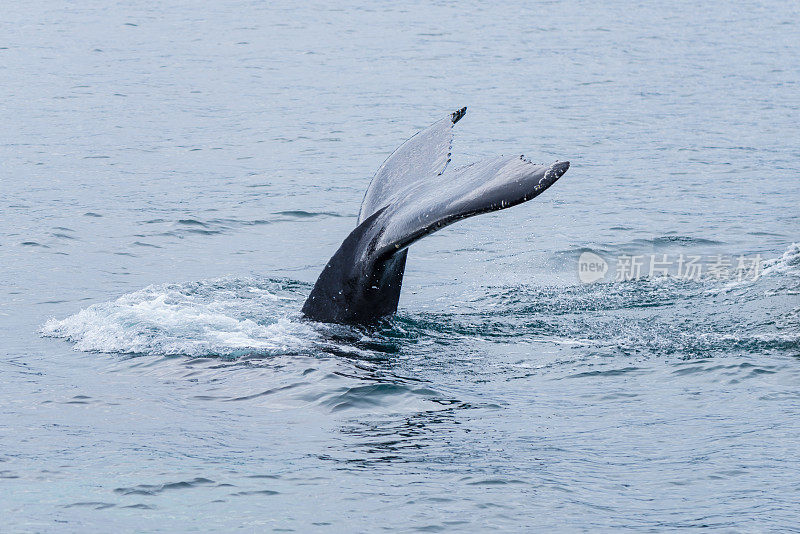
2,0,799,531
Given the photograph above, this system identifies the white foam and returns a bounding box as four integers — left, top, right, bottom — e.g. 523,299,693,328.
710,243,799,294
41,278,321,357
761,242,800,277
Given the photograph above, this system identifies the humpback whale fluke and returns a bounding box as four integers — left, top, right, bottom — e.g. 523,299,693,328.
302,108,570,324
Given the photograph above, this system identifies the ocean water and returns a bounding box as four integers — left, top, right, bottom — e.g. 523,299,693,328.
2,0,799,531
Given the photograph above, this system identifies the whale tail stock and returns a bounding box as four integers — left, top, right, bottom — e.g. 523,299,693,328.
301,107,570,324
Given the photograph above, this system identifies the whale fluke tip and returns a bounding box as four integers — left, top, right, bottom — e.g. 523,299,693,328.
552,161,570,177
451,106,467,124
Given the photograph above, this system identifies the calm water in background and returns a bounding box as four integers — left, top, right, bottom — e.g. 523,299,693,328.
2,0,799,531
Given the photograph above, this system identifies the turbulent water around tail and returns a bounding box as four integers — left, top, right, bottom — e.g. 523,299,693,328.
38,242,798,429
42,243,800,362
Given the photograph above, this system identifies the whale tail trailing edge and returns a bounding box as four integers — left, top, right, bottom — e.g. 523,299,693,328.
301,108,569,324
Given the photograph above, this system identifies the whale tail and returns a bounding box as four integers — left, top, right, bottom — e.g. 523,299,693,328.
301,108,569,324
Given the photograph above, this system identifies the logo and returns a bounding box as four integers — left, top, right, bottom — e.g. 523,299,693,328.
578,251,608,283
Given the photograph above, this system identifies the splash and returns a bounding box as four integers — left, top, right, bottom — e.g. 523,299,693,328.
41,245,799,360
762,242,800,276
41,278,322,357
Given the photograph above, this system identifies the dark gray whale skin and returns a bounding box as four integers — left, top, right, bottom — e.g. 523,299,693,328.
301,108,570,324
